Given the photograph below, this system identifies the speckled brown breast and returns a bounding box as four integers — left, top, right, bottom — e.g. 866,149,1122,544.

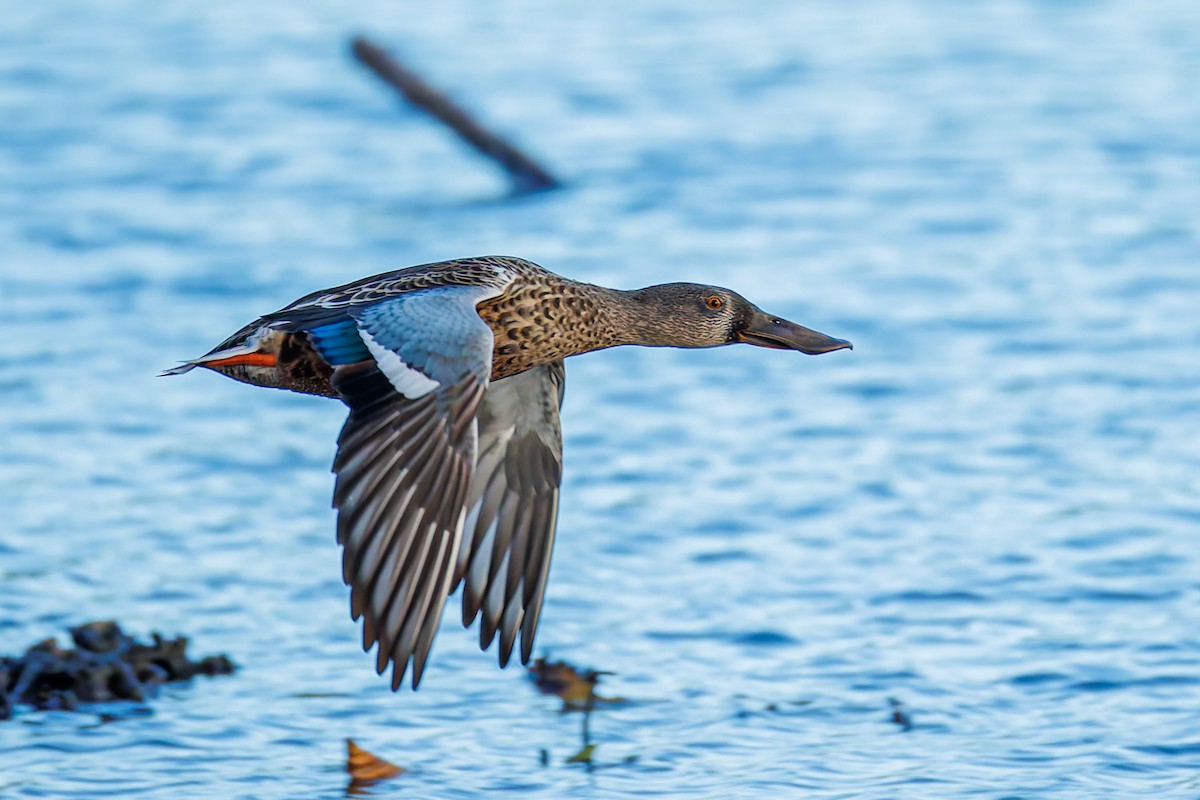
477,279,626,381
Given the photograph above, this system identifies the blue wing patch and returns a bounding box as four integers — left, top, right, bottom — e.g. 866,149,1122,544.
350,286,497,395
308,320,370,365
303,286,497,398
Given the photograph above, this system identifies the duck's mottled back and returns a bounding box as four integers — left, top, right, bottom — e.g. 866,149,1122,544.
271,256,525,318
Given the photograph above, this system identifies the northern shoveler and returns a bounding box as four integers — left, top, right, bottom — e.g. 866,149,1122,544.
166,255,851,689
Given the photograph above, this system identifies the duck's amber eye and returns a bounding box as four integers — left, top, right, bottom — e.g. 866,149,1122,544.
705,296,723,310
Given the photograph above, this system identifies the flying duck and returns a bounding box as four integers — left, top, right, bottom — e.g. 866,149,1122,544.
166,256,851,689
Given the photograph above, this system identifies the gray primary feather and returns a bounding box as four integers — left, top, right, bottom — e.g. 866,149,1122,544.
329,287,495,690
332,365,485,690
453,361,565,667
328,286,565,688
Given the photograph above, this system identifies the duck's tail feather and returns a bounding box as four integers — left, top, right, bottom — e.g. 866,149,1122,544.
160,362,199,377
161,321,274,377
159,340,274,377
161,320,340,398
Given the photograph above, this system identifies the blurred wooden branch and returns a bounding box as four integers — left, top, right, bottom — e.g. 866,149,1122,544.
351,35,561,194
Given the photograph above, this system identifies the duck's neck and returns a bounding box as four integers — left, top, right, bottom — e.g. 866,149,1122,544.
557,282,680,349
594,284,707,349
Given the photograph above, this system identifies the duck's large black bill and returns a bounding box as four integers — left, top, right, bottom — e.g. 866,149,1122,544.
737,311,852,355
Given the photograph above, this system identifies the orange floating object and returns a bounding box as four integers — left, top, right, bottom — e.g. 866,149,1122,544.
346,738,405,787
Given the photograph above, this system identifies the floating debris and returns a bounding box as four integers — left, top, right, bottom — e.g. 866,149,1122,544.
350,36,561,195
888,696,913,731
565,743,597,765
346,738,405,794
528,658,635,770
527,657,625,710
0,621,234,719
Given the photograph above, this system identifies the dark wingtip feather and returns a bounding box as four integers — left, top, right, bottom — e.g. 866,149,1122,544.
410,652,428,690
361,615,376,651
519,625,536,665
376,643,390,675
391,660,409,692
497,623,517,668
479,616,493,652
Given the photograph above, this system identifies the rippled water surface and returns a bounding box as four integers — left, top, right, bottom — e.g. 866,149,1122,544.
3,1,1200,797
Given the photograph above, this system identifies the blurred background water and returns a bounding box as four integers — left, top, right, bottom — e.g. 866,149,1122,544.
2,0,1200,797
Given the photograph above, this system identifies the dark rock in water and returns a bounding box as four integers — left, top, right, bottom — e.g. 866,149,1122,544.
70,620,126,654
0,621,235,719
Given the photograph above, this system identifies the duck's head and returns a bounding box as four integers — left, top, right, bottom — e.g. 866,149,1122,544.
624,283,852,355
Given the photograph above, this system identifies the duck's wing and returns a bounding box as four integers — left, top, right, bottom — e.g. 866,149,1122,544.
299,286,499,690
454,361,565,667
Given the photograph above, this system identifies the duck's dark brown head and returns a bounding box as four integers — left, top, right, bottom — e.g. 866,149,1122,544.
623,283,852,355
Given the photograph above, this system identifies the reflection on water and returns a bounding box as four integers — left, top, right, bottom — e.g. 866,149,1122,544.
3,0,1200,797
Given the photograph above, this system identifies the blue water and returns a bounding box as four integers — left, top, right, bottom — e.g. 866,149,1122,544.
3,1,1200,797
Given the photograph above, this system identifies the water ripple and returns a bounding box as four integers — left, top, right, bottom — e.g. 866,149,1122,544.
4,0,1200,797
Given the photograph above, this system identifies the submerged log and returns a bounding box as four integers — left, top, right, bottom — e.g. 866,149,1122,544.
351,35,561,194
0,621,234,718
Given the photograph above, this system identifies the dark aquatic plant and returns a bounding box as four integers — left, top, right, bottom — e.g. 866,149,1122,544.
0,621,234,719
